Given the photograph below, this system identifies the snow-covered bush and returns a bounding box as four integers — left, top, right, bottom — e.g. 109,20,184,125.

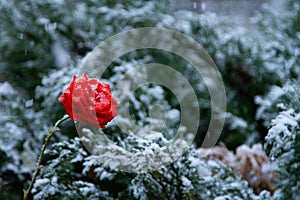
35,65,77,123
0,0,277,149
257,81,300,199
254,0,300,83
0,82,50,199
1,0,299,199
29,52,270,199
254,1,300,197
32,136,271,200
32,138,114,200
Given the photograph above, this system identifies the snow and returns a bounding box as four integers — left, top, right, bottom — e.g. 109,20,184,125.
51,42,71,68
70,153,84,163
226,112,248,130
181,176,192,188
269,109,299,137
131,182,148,200
82,156,99,175
77,181,96,196
1,0,299,198
255,84,292,125
167,109,180,122
25,99,34,108
98,171,114,181
266,108,300,161
214,196,230,200
188,154,212,177
37,17,50,25
0,82,16,96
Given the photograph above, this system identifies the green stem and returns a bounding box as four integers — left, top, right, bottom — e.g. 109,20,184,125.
23,115,69,200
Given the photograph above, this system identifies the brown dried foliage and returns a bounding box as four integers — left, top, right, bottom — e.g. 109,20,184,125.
199,143,277,194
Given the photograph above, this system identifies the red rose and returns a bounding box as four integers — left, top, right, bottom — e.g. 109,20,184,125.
58,73,118,128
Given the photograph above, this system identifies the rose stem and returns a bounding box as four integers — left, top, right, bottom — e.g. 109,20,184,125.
23,115,69,200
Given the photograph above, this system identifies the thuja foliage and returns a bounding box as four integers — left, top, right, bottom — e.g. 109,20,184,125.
0,0,275,149
256,81,300,199
32,137,271,200
0,0,299,199
254,1,300,199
